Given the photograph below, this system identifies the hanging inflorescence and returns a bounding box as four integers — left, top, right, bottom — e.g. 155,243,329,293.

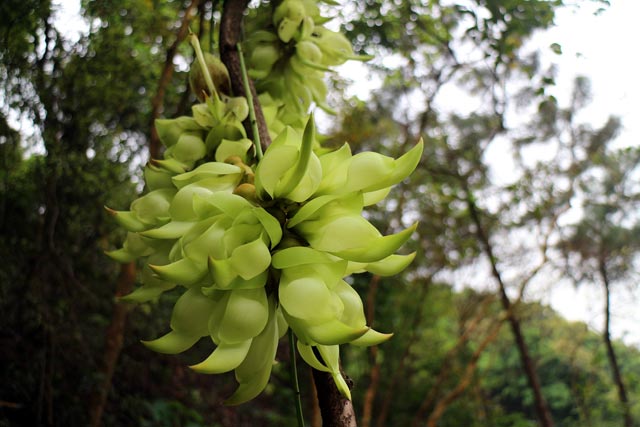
107,0,423,405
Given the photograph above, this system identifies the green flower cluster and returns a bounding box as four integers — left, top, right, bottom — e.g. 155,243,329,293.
246,0,370,124
108,0,422,405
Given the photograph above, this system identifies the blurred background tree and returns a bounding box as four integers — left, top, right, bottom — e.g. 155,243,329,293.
1,0,638,426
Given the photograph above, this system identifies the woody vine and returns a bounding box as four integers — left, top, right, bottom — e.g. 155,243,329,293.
107,0,422,424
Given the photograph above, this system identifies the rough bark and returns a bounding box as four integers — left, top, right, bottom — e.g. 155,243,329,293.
88,262,136,427
599,260,633,427
466,193,555,427
312,369,358,427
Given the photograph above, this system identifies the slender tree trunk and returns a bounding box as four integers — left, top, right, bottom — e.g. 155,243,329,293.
361,275,380,427
361,358,379,427
88,261,136,427
466,193,555,427
598,260,633,427
149,0,201,159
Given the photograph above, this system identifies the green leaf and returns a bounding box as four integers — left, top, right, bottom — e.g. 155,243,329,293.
550,42,562,55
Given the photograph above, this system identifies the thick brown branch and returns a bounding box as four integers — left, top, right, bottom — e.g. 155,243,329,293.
219,0,271,151
312,369,358,427
149,0,201,159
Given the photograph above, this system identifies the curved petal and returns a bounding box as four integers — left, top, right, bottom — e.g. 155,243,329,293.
297,341,331,372
141,330,200,354
305,319,368,346
350,329,394,347
333,223,418,263
230,237,271,280
170,288,217,336
190,340,252,374
218,289,269,343
271,246,335,269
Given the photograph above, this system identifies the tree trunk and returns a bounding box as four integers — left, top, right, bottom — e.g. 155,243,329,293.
88,261,136,427
599,260,633,427
466,193,555,427
312,369,358,427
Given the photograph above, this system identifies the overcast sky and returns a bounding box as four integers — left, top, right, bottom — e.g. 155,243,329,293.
524,1,640,345
539,0,640,149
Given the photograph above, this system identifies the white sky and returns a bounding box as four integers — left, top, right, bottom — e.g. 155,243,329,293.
526,1,640,345
50,0,639,344
539,0,640,149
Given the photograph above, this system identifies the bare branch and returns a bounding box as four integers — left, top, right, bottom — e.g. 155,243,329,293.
149,0,201,159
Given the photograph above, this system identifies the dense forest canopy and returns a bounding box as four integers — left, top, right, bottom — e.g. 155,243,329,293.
1,0,638,426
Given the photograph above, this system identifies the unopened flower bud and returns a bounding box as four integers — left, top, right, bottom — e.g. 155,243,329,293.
189,52,232,101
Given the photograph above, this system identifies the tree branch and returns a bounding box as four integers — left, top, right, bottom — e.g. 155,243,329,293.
426,313,505,427
149,0,201,160
410,294,495,427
